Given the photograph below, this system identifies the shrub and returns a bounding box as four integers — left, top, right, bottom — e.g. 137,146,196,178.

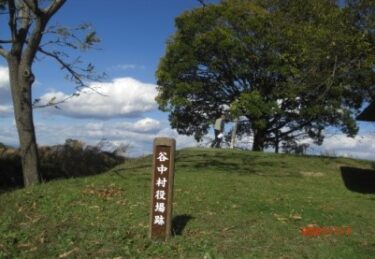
0,139,125,189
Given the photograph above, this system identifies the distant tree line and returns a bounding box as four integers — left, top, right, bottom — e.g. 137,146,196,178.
0,139,125,189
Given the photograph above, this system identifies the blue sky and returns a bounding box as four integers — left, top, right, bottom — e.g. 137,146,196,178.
0,0,374,160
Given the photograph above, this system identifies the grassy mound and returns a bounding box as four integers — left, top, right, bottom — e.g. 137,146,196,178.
1,148,374,258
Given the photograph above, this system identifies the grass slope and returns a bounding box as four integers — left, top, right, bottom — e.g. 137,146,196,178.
1,148,374,258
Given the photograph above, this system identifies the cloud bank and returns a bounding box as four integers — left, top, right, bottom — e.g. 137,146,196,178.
32,118,195,156
318,133,375,160
38,77,158,119
0,66,13,117
0,66,11,103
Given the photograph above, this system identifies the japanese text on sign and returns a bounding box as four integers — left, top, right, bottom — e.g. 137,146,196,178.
149,138,175,240
153,151,169,225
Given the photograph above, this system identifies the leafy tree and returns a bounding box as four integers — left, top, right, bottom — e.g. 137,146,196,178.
344,0,375,99
0,0,101,186
156,0,374,151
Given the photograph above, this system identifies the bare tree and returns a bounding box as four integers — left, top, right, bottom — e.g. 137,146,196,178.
0,0,101,187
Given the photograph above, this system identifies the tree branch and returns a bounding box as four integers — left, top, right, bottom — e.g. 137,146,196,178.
33,92,78,109
22,0,66,67
198,0,206,7
36,46,105,94
275,119,315,140
21,17,44,67
33,46,106,108
22,0,41,15
0,39,12,43
37,46,87,87
43,0,66,18
7,0,16,41
18,1,32,39
0,47,9,58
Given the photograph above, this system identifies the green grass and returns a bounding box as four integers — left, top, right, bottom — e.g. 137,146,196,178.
1,148,374,258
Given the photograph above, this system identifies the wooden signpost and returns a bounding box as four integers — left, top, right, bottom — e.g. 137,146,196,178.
149,137,176,240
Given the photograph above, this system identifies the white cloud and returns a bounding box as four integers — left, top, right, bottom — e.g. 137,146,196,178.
0,66,11,103
0,66,9,89
37,77,158,119
0,105,13,117
132,118,161,133
223,128,375,161
0,122,18,146
80,118,162,139
0,66,12,118
323,135,358,149
156,127,198,149
314,133,375,161
30,118,196,156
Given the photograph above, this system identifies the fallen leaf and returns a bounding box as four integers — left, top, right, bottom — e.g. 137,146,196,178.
289,214,302,220
116,199,128,205
59,247,79,258
83,185,123,199
17,243,33,249
306,224,319,228
273,213,288,221
38,231,47,244
138,222,148,228
222,226,236,232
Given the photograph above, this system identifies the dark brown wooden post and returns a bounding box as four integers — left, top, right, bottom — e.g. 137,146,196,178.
149,137,176,240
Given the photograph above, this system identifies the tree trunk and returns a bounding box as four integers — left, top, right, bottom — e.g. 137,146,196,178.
8,58,40,187
252,128,266,151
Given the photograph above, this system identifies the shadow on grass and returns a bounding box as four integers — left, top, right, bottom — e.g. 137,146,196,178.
172,214,194,236
340,167,375,194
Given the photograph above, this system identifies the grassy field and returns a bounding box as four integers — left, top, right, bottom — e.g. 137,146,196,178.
1,148,374,258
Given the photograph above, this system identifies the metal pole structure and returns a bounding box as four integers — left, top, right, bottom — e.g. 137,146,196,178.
230,118,239,149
